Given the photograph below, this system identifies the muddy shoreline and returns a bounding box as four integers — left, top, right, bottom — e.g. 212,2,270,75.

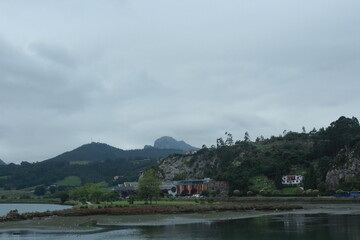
1,196,359,223
0,202,302,222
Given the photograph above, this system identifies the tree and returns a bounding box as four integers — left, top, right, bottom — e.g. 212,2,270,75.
216,137,225,148
56,192,70,204
69,183,104,203
302,126,306,133
34,185,46,196
244,132,250,142
303,166,317,190
104,190,119,202
137,169,161,204
233,189,241,196
225,132,234,146
48,185,57,194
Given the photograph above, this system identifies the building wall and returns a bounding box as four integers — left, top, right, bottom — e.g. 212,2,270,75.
176,183,208,194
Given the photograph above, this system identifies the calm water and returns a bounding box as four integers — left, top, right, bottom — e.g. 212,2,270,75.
0,203,72,216
0,213,359,240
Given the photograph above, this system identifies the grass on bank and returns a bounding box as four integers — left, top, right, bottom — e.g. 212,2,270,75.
56,176,82,187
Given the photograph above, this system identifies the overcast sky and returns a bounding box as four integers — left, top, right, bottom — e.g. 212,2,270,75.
0,0,359,163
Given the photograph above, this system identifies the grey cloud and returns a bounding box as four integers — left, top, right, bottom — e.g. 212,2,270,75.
0,0,359,162
29,43,76,68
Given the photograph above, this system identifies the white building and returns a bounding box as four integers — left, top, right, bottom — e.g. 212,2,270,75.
282,175,303,185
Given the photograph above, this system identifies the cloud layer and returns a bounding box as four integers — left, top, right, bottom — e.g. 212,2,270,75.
0,1,359,163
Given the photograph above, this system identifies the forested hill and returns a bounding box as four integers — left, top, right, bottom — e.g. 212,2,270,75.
0,142,183,189
44,142,183,163
0,159,6,165
157,116,360,194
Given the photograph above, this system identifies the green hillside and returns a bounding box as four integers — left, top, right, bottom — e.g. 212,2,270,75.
157,116,360,194
0,142,184,189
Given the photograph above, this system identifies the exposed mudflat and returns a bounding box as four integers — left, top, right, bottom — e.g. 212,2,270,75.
0,203,359,234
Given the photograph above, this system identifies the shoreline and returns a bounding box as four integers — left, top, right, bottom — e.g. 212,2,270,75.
0,202,359,233
0,197,359,225
0,202,303,222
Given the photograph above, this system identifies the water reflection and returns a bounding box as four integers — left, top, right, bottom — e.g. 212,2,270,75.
138,214,360,240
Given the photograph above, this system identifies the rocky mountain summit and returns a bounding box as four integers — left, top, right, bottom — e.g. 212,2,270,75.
146,136,199,152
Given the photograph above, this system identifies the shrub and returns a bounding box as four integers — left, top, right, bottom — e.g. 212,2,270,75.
233,189,241,196
127,195,135,205
260,190,271,196
209,190,217,197
246,191,254,196
201,190,209,197
336,189,345,194
305,189,313,195
293,188,303,195
312,189,319,195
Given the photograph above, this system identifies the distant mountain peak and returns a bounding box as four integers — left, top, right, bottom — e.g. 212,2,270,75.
0,158,6,165
44,141,184,163
152,136,199,151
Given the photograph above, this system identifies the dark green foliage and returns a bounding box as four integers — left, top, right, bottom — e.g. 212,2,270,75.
311,116,360,157
34,185,46,196
339,175,360,191
104,190,120,202
0,157,156,189
56,191,70,203
137,169,161,204
45,142,184,163
69,183,104,203
0,142,182,189
303,166,317,190
194,116,360,194
48,185,57,194
201,190,209,197
127,194,135,204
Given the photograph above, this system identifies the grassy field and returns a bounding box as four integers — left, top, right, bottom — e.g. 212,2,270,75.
56,176,82,186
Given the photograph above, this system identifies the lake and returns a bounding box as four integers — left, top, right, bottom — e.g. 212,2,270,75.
0,203,72,216
0,204,359,239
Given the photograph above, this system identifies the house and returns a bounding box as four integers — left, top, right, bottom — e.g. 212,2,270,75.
117,182,138,198
282,175,303,185
173,178,211,195
186,150,197,155
117,178,213,198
